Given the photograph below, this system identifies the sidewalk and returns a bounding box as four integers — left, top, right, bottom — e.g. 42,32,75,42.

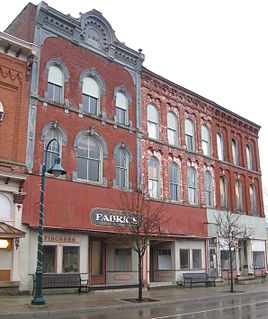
1,281,268,318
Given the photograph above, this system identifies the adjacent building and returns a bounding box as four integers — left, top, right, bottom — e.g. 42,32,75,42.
4,2,266,293
0,31,37,292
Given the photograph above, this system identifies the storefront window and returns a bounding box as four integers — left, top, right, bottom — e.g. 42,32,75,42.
180,249,189,269
220,250,236,269
253,251,265,268
63,246,79,272
158,249,171,270
115,248,131,271
192,249,201,269
43,246,56,273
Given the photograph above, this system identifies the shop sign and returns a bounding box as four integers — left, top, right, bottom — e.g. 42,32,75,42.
43,235,80,244
90,208,141,227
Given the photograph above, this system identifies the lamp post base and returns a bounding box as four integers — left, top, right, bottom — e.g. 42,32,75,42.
31,296,45,305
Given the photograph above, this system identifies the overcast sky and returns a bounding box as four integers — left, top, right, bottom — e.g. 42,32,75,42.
1,0,267,214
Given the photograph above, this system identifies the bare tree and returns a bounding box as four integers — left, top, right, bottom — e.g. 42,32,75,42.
112,189,165,302
214,211,253,292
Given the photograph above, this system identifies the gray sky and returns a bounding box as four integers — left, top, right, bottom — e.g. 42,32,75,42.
1,0,267,214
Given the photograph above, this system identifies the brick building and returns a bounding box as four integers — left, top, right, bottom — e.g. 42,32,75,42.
4,2,266,293
0,31,37,290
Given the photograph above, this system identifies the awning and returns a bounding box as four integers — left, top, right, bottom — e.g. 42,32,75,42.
0,222,25,238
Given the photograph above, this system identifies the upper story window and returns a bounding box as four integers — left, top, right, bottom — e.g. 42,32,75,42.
185,119,195,151
250,184,257,216
44,129,62,170
204,170,213,207
201,125,210,156
0,101,4,122
169,162,180,202
77,136,102,183
232,137,240,166
115,93,128,125
115,148,128,189
216,132,225,161
47,66,64,103
188,167,197,205
82,77,100,115
147,104,159,140
246,144,253,170
167,112,178,146
235,180,243,212
219,176,228,209
148,156,160,199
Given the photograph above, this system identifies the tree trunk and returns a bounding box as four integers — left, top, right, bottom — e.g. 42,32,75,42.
138,254,143,302
230,250,234,293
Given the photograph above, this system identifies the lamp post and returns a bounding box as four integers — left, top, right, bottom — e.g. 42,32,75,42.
32,138,66,305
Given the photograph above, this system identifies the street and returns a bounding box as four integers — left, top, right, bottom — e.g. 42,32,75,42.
4,290,268,319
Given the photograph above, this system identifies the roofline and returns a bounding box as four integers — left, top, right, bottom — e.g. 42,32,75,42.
143,67,261,130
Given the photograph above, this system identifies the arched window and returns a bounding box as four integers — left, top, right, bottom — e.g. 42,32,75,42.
77,136,101,182
0,101,4,121
47,65,64,103
188,167,197,204
115,148,128,188
115,92,128,125
217,132,225,161
204,171,213,207
232,137,240,166
201,125,210,156
148,157,160,198
82,77,100,115
44,129,62,170
246,144,253,170
235,180,243,212
185,119,195,151
250,184,257,216
0,193,12,221
169,162,180,201
147,104,159,139
167,112,178,146
219,176,228,209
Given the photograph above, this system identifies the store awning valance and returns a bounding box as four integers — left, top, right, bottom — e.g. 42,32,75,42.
0,222,25,238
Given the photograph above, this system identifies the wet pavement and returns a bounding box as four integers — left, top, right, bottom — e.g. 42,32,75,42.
1,281,268,318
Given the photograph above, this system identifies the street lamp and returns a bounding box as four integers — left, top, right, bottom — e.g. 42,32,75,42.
32,138,66,305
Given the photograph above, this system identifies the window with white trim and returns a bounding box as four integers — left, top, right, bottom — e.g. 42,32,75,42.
77,136,101,182
204,170,213,207
185,119,195,151
217,132,225,161
167,112,178,146
169,162,180,202
148,157,160,199
158,249,171,270
147,104,159,139
116,92,128,125
192,249,201,269
0,193,11,221
180,249,190,269
246,144,253,170
235,180,243,212
253,251,265,268
201,125,210,156
188,167,197,204
47,66,64,103
232,138,240,166
82,77,100,115
115,148,128,188
250,184,257,216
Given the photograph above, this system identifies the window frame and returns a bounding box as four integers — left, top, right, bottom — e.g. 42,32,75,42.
185,118,195,151
115,92,128,125
235,179,244,212
246,144,253,170
169,162,180,202
167,112,178,146
180,249,190,270
42,245,57,273
204,170,213,207
219,176,228,209
62,245,80,273
188,167,197,205
216,132,225,161
114,248,132,272
250,184,257,216
115,148,129,189
148,156,160,199
158,249,172,270
192,249,202,269
232,137,240,166
147,104,159,140
201,125,210,156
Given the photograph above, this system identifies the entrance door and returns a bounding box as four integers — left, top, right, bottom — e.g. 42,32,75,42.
90,239,105,285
